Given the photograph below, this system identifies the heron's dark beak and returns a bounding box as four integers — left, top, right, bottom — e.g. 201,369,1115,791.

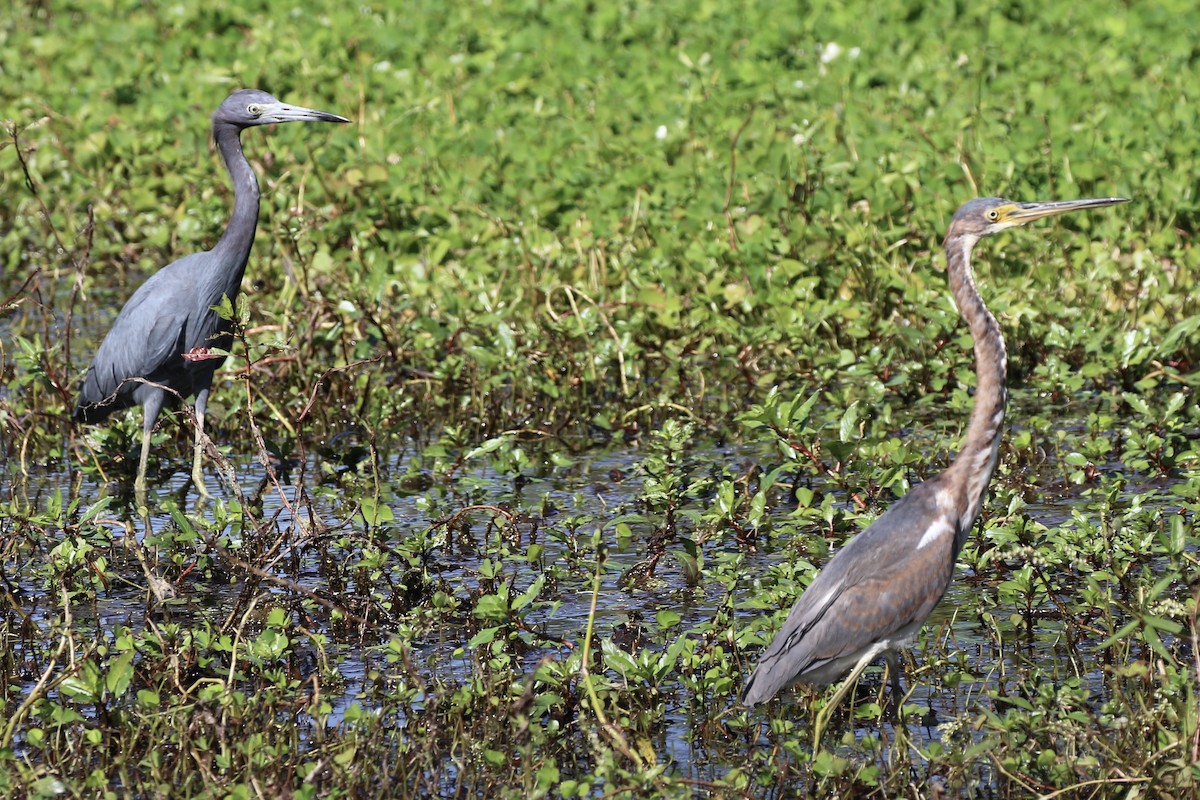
260,102,350,125
1005,197,1130,225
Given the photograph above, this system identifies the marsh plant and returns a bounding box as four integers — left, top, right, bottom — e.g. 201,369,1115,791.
2,0,1199,797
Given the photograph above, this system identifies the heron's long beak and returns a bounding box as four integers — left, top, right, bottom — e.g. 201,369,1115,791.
259,101,350,125
1005,197,1130,225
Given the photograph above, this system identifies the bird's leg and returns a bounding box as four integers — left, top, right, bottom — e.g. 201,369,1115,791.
812,644,885,750
135,393,165,510
884,650,906,696
882,649,906,719
192,389,210,497
135,424,152,509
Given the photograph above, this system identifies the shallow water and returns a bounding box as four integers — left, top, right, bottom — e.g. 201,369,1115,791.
4,350,1191,797
7,437,1029,752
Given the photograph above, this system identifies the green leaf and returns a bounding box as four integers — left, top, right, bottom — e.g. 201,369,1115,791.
512,576,544,612
473,594,510,623
838,401,860,443
465,435,511,461
467,627,499,648
105,652,134,697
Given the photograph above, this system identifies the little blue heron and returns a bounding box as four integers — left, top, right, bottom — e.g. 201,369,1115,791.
741,196,1129,724
73,89,349,500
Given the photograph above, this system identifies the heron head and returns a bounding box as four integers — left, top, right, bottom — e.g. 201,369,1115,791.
949,196,1129,239
214,89,350,128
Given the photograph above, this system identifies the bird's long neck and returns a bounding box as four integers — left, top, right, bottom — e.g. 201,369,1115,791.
942,231,1007,545
208,121,259,300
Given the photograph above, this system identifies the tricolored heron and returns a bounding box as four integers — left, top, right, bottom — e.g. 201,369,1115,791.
73,89,349,501
742,196,1129,717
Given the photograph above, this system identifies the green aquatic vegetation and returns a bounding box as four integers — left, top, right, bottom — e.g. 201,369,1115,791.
4,0,1200,796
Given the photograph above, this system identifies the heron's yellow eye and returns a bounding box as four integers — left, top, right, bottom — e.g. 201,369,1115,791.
986,209,1000,221
247,104,261,116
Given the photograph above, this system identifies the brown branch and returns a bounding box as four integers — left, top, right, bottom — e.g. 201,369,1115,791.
208,535,380,630
296,357,380,424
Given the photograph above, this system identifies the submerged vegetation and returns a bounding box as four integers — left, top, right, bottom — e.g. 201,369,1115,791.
2,0,1199,796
